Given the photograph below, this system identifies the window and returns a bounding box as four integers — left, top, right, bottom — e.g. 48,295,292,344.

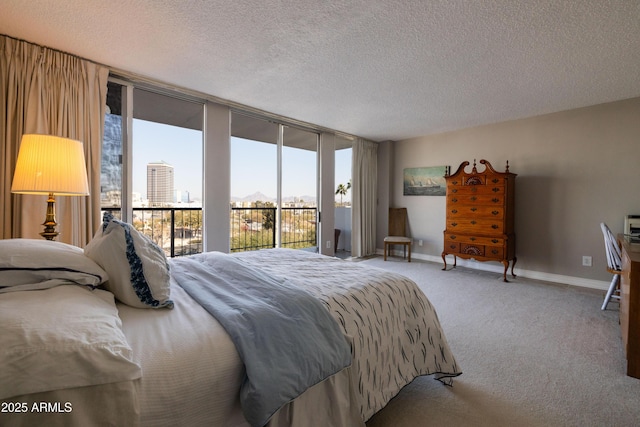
230,112,319,252
101,81,204,256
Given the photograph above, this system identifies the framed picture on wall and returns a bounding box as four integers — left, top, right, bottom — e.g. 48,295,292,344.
403,166,447,196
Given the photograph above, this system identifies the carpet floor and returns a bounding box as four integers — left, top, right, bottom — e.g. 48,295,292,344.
359,256,640,427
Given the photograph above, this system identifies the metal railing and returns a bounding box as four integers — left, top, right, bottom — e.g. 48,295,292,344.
101,206,317,256
101,207,202,258
230,207,317,252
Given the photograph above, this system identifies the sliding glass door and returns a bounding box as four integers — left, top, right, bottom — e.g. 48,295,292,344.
281,126,318,249
230,112,318,252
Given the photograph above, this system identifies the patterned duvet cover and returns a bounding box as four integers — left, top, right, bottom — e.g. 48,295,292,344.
233,248,461,421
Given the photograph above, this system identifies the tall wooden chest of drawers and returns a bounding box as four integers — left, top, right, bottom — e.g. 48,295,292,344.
441,159,517,282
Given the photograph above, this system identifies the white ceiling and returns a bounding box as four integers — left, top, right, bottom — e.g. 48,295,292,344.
2,0,640,142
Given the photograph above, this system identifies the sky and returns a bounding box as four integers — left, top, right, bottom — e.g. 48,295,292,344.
132,119,352,202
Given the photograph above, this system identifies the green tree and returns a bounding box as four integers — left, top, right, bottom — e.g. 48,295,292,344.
174,209,202,235
335,180,351,205
254,200,275,230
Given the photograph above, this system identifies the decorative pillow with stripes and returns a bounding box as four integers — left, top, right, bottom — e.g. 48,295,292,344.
85,212,173,309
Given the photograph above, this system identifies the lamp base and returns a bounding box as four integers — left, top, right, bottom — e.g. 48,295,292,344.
40,193,59,241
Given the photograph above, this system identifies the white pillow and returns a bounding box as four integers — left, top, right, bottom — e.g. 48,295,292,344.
0,239,108,293
85,213,173,309
0,285,142,399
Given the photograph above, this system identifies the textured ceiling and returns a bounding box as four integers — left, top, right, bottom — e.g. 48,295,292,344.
2,0,640,142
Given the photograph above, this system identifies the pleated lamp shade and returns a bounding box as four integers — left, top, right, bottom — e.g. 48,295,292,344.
11,134,89,196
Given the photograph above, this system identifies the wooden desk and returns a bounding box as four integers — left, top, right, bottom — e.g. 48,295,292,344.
619,234,640,379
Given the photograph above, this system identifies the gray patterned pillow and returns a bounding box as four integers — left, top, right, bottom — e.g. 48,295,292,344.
85,213,173,309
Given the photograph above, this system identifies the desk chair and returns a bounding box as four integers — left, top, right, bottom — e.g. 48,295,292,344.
601,222,622,310
384,208,412,262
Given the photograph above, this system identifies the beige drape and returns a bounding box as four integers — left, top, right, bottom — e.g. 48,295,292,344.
351,138,378,257
1,35,108,246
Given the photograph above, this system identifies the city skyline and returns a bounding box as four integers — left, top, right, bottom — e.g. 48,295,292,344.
133,119,353,204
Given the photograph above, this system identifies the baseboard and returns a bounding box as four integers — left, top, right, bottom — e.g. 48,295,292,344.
376,249,610,292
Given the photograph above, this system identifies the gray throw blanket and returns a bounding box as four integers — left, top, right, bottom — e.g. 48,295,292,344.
170,252,352,427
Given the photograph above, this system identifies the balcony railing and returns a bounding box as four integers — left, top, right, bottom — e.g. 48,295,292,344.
230,207,317,252
101,206,317,257
102,207,203,258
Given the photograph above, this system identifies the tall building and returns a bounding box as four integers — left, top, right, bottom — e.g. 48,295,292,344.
147,161,174,206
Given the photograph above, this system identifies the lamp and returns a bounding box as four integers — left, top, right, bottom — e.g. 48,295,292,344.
11,134,90,240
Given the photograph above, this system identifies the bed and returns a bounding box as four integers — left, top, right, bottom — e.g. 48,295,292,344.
0,215,461,427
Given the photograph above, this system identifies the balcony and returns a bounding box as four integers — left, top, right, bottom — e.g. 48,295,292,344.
102,206,318,257
230,207,317,252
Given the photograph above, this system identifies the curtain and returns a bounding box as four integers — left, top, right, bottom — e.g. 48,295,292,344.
1,35,108,246
351,138,378,257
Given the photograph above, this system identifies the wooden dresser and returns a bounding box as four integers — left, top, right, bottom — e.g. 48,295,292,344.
619,235,640,379
442,159,517,282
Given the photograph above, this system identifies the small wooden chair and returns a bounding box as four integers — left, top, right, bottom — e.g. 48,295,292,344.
601,222,622,310
384,208,412,262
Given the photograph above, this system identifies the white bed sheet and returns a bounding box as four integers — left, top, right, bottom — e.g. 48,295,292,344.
117,282,247,426
118,278,363,427
1,381,140,427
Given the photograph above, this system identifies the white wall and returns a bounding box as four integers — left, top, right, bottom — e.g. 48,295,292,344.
383,97,640,289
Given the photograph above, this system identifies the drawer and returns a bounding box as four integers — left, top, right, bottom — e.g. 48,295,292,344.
459,243,485,257
447,175,504,186
446,218,504,233
445,243,504,260
485,246,504,259
447,176,486,186
447,194,504,205
444,233,504,246
444,241,460,253
447,185,505,196
448,206,504,219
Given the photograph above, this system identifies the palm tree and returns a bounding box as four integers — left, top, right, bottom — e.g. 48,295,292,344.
336,182,350,206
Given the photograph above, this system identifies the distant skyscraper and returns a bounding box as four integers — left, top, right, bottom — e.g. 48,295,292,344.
147,161,174,206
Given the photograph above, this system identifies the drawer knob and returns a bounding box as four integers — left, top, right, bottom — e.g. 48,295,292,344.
450,235,456,239
492,178,499,183
491,239,499,243
470,207,477,212
491,249,499,254
451,222,458,227
452,189,458,193
491,224,499,229
470,196,477,201
451,209,458,214
471,220,477,225
492,198,500,203
492,210,499,215
492,187,500,192
470,237,476,241
452,198,458,203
